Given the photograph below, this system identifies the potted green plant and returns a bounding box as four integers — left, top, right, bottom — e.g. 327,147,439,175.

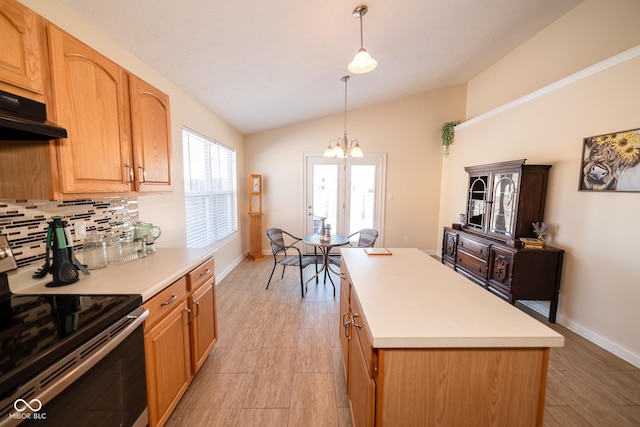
441,120,461,157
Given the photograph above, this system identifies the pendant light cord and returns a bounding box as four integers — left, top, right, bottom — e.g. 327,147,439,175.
343,76,350,137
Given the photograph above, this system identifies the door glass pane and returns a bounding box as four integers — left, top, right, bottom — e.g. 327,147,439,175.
312,164,338,234
349,165,375,236
467,176,488,230
489,172,518,236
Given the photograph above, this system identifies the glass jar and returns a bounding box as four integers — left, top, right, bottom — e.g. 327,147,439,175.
83,231,108,269
104,231,122,264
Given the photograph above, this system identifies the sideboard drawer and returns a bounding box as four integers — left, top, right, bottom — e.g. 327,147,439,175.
458,235,490,260
456,251,488,280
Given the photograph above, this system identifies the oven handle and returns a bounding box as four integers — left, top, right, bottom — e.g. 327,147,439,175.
21,307,148,419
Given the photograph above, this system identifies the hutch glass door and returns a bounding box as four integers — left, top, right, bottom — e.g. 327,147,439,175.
467,175,488,231
489,172,519,237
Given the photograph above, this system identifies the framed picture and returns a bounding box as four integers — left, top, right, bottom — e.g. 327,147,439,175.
250,174,261,194
579,127,640,192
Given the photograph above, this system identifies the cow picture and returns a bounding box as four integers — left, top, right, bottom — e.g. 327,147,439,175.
580,128,640,192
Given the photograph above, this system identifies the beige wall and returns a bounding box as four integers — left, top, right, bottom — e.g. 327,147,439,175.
245,84,467,253
439,0,640,365
467,0,640,119
20,0,246,279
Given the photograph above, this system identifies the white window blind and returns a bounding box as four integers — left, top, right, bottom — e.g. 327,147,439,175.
182,128,237,247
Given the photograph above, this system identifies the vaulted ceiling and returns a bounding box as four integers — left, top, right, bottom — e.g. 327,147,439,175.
57,0,583,135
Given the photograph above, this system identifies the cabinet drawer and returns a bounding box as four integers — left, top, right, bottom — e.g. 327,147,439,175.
458,236,490,260
456,251,488,280
144,276,188,330
350,291,376,377
187,257,215,291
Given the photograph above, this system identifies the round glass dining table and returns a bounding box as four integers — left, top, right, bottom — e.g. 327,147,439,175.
302,234,350,296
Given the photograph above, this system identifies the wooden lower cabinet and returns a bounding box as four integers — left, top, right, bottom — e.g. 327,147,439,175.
349,330,375,427
144,297,191,427
144,257,216,427
189,277,217,373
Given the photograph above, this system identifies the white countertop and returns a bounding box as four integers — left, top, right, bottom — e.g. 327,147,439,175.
341,247,564,349
7,247,216,302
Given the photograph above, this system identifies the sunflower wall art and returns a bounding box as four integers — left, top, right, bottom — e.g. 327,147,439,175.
580,128,640,192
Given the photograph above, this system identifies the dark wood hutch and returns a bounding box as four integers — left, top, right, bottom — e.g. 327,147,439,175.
442,159,564,322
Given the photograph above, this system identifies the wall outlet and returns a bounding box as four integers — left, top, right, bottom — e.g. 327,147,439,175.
404,235,410,243
75,220,87,239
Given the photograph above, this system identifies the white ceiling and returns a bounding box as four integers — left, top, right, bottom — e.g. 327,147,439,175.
57,0,582,135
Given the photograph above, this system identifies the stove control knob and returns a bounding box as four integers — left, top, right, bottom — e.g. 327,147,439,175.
0,248,6,258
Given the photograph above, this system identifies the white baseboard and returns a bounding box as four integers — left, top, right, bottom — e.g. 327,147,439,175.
520,301,640,369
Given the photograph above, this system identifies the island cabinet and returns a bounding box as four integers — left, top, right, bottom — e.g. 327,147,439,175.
340,269,376,427
339,248,564,427
0,0,46,101
144,257,216,427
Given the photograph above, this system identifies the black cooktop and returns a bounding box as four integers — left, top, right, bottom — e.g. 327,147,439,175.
0,277,141,400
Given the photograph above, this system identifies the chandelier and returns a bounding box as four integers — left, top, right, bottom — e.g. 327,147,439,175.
324,75,363,158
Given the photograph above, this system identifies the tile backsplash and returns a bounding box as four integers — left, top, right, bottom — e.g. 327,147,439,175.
0,198,138,268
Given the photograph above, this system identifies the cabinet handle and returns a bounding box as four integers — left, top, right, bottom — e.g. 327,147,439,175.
138,165,146,183
125,164,134,184
194,299,200,317
160,294,177,306
200,268,211,277
342,312,351,340
352,313,362,329
184,307,192,326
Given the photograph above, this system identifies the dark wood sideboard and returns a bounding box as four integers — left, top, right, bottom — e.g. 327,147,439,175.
442,228,563,322
442,159,564,322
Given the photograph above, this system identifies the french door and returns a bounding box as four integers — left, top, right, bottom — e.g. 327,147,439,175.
304,153,386,250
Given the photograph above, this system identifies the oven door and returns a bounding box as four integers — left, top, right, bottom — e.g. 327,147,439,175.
2,307,149,427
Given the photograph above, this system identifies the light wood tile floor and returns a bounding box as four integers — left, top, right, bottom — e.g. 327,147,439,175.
166,258,640,427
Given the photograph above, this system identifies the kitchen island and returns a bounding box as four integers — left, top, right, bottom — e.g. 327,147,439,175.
339,248,563,427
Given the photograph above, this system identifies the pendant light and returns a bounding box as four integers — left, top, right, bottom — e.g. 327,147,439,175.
324,75,363,158
347,5,377,74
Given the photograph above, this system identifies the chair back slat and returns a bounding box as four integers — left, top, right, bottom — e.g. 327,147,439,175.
266,228,286,254
357,228,378,247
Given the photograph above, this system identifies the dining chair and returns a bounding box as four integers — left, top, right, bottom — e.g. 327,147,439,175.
328,228,379,269
265,228,317,297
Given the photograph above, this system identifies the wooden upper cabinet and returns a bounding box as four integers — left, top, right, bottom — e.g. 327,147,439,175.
48,24,132,194
0,0,45,100
129,74,172,192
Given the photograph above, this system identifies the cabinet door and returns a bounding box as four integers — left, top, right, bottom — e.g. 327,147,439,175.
144,301,191,427
441,229,457,267
339,275,350,388
48,24,132,194
349,330,375,427
466,174,489,232
488,171,520,238
190,278,217,374
0,0,44,98
488,247,515,301
129,74,172,192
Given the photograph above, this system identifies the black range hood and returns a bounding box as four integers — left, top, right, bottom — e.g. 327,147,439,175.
0,89,67,140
